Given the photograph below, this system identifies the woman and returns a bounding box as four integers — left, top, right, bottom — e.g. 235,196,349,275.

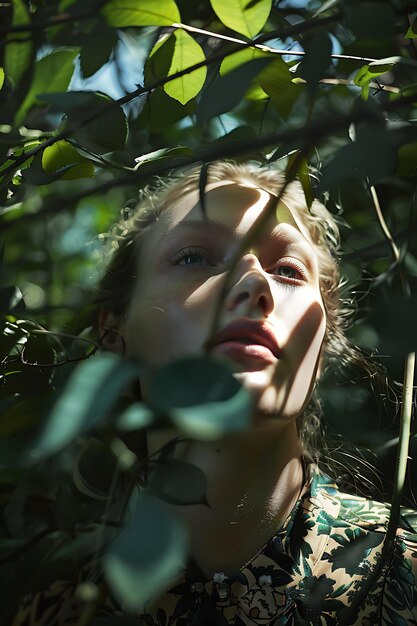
15,161,417,625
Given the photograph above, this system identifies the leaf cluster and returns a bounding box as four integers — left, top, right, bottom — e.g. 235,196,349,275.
1,0,417,621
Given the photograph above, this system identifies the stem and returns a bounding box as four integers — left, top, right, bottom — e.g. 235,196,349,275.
339,185,415,625
3,90,416,233
205,150,307,343
175,22,378,63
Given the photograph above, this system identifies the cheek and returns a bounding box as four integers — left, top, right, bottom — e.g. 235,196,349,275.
123,275,221,364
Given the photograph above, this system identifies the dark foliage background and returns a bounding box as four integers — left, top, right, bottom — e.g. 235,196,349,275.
0,0,416,620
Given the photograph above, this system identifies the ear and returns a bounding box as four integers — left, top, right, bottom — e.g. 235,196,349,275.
98,308,125,354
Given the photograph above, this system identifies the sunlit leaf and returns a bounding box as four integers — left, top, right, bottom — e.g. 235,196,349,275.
4,0,33,88
197,57,272,121
0,68,5,91
164,29,207,104
104,490,187,611
102,0,181,27
405,17,417,39
149,459,208,506
220,47,271,76
210,0,272,38
15,49,79,126
149,356,253,440
42,140,95,181
30,353,140,461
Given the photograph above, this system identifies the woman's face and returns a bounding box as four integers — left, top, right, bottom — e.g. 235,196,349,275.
123,182,326,422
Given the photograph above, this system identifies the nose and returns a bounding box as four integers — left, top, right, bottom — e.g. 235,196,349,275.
225,253,274,318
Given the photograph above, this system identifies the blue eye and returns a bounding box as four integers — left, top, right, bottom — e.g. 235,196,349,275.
274,265,297,279
174,247,213,267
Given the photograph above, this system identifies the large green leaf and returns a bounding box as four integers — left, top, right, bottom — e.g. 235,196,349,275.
259,57,303,119
197,57,272,121
15,49,78,126
102,0,181,27
42,140,95,180
210,0,272,38
80,22,118,78
4,0,33,88
298,32,332,87
104,490,187,611
40,91,128,153
30,353,140,461
149,356,253,440
319,128,398,190
164,29,207,104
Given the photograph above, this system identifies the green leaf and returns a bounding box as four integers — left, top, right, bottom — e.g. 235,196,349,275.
405,17,417,39
149,356,253,440
352,57,417,100
197,57,272,121
40,91,128,153
220,47,271,76
102,0,181,27
298,31,332,87
4,0,33,88
396,142,417,177
116,402,154,431
42,140,95,180
104,490,187,611
15,49,78,126
344,2,396,39
371,296,417,356
210,0,272,38
30,353,140,461
0,68,5,91
319,128,397,190
80,23,118,78
149,460,208,506
286,151,313,209
259,57,303,119
164,29,207,104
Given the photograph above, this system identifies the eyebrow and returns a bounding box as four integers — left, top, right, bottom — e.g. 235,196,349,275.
163,218,239,240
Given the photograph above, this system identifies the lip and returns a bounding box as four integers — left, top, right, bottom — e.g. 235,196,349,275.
207,319,281,365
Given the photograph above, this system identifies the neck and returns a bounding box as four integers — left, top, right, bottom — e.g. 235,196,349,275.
147,420,304,577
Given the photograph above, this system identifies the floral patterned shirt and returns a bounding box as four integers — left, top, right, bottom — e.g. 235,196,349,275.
14,467,417,626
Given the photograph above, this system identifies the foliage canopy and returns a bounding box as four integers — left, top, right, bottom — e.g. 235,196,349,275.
0,0,417,621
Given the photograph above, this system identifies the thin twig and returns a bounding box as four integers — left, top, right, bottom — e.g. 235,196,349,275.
2,90,416,232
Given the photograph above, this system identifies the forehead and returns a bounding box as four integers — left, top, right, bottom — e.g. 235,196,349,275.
157,181,313,243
